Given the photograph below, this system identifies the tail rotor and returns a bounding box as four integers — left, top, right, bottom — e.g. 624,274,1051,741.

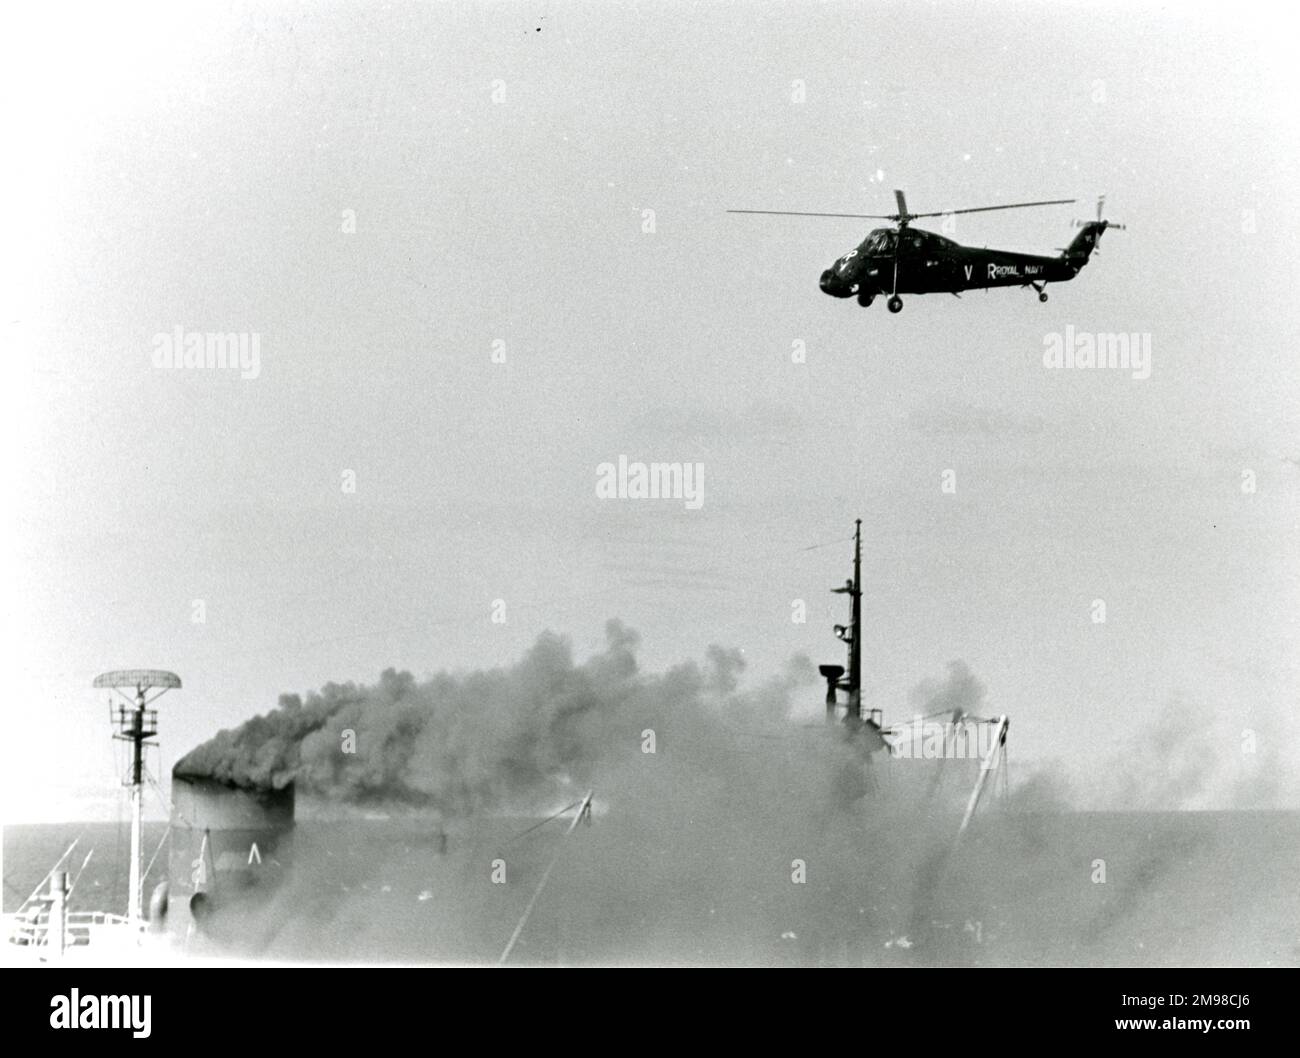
1073,194,1127,234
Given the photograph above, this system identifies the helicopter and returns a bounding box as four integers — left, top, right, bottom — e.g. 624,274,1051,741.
728,191,1124,313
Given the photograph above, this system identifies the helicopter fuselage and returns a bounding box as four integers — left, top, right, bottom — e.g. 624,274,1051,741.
818,224,1097,305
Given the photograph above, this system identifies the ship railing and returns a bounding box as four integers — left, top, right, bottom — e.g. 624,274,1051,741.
6,909,143,949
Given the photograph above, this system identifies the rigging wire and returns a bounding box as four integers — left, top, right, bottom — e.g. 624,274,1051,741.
141,825,172,886
67,848,95,903
506,800,582,844
120,533,861,670
145,764,171,816
799,534,855,552
498,792,593,966
12,838,81,913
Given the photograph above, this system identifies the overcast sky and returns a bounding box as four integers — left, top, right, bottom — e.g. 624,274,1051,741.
5,0,1298,821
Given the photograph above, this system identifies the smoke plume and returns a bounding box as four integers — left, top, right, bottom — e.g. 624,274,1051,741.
173,620,828,817
176,628,1295,966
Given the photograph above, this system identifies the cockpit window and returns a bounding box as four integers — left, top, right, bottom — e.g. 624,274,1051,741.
861,231,895,254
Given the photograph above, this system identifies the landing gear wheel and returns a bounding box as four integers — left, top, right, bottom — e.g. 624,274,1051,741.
1038,291,1049,303
887,296,903,314
858,290,874,307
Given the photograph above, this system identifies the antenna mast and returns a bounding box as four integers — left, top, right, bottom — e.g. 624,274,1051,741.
849,518,862,720
820,519,865,724
93,669,181,923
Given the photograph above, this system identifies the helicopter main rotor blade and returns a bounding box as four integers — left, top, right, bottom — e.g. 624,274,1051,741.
907,198,1076,219
727,210,898,219
728,196,1075,225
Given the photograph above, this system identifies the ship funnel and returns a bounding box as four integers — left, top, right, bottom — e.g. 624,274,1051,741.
168,773,294,936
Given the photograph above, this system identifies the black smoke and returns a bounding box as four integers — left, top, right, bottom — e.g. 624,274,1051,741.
173,620,830,817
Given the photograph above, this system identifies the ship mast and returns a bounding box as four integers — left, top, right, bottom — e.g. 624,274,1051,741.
848,517,862,720
93,669,181,923
820,518,865,724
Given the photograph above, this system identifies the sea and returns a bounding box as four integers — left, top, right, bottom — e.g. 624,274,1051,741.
5,811,1298,967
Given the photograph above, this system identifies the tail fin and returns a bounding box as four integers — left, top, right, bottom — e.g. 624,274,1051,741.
1063,196,1126,269
1062,221,1104,266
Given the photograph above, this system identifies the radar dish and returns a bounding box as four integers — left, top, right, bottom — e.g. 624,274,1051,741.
93,670,182,691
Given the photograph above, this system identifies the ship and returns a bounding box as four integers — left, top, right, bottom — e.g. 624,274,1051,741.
4,671,182,963
5,519,1009,964
3,669,294,963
